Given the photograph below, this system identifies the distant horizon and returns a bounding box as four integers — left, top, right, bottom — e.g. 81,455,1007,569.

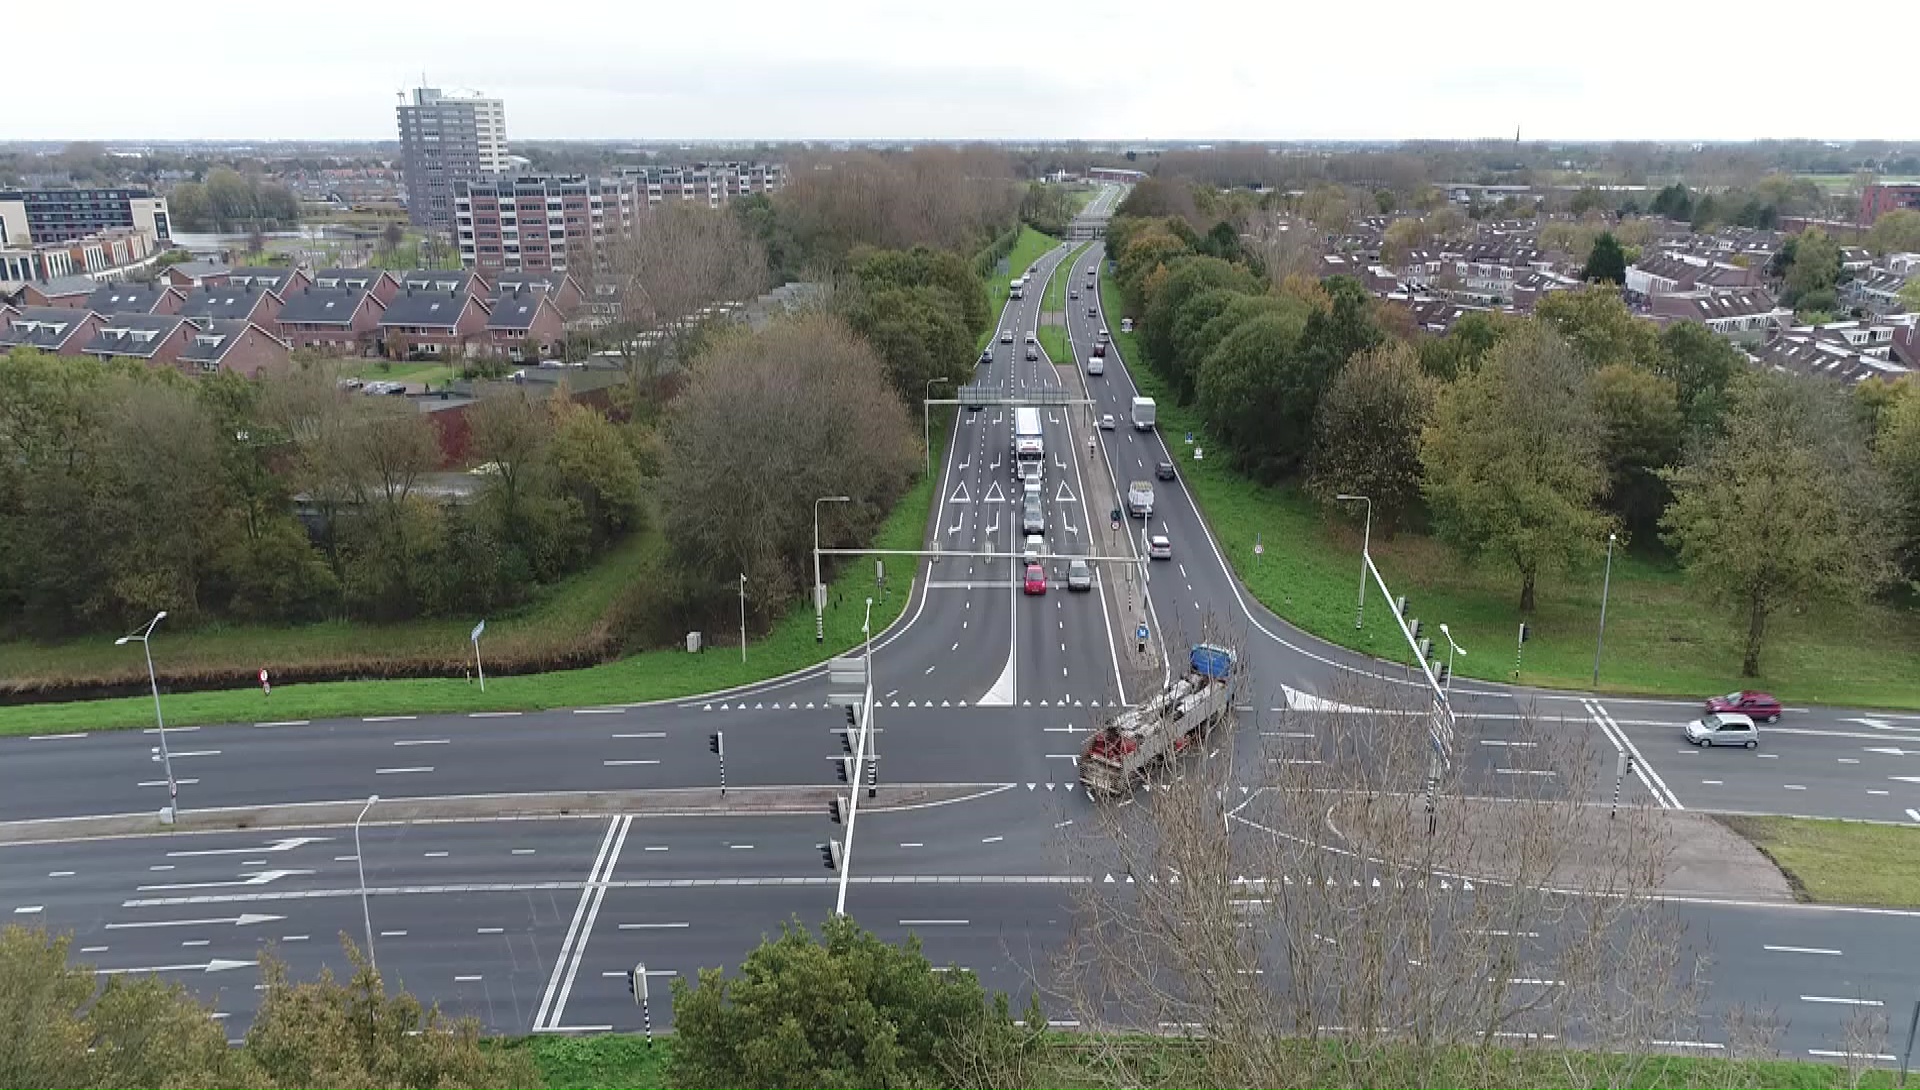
6,136,1920,150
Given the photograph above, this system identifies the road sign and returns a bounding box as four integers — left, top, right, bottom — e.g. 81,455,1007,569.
1185,431,1193,445
1254,534,1264,556
1136,623,1150,641
259,668,271,696
470,619,486,642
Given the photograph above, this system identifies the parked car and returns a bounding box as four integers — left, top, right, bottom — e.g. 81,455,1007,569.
1099,413,1116,430
1684,712,1758,748
1067,559,1093,591
1156,460,1176,481
1023,563,1047,595
1148,534,1173,560
1705,691,1782,723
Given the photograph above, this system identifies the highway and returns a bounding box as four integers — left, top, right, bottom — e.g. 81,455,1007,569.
3,185,1920,1063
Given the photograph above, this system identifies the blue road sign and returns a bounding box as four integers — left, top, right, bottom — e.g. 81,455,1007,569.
1136,623,1150,641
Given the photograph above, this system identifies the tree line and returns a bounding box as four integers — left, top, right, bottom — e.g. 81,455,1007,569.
1108,190,1917,676
166,167,301,232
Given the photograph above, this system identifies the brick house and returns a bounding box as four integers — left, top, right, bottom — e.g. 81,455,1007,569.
160,260,231,289
494,273,585,317
228,266,312,296
378,287,490,358
175,281,285,327
0,305,104,354
481,288,566,360
311,268,400,305
86,281,183,316
276,285,386,355
18,274,95,308
174,319,292,377
1649,289,1792,346
81,313,192,366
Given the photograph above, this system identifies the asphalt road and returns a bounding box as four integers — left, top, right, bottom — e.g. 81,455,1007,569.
5,185,1920,1063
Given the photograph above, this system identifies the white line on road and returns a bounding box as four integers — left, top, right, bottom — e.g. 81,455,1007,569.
375,767,434,775
1480,740,1537,747
139,779,200,787
982,836,1003,843
512,849,535,855
611,732,664,739
364,715,416,722
380,930,406,937
1765,945,1841,956
899,919,969,926
455,975,483,982
573,708,626,715
470,711,521,718
1801,995,1882,1006
424,852,448,858
1495,768,1555,776
1809,1049,1896,1061
258,720,308,727
48,871,73,877
14,906,43,914
477,927,504,934
602,760,660,766
393,739,449,746
617,922,690,929
29,733,87,741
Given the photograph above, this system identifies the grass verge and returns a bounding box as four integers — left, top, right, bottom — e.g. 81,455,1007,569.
0,411,953,734
1719,814,1920,908
506,1030,1899,1089
1097,277,1920,708
980,226,1059,350
346,358,461,385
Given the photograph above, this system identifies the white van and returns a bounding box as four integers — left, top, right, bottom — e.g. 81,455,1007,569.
1086,356,1104,376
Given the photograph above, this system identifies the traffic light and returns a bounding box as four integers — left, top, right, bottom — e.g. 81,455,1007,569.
835,757,850,783
867,755,878,799
840,729,853,754
1436,661,1451,686
1418,637,1433,663
1518,622,1531,644
845,705,858,729
626,968,637,997
708,732,722,756
829,796,844,824
1408,617,1423,642
819,840,842,870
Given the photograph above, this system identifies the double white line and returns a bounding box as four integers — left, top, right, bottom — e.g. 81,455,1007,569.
534,815,631,1031
1583,699,1682,809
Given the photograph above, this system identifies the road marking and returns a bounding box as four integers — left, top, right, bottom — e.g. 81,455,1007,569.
1650,1040,1724,1050
1263,731,1314,739
534,815,630,1031
1480,740,1537,747
573,708,626,715
602,759,660,766
1495,768,1555,776
380,930,407,937
14,906,43,914
1909,809,1920,823
455,975,483,982
1765,945,1841,956
375,767,434,774
729,844,754,850
95,958,254,975
899,919,969,926
365,715,416,721
137,868,312,893
899,842,924,848
611,732,664,739
1783,784,1806,790
139,779,201,787
166,750,222,758
182,939,209,947
1801,996,1882,1006
982,835,1004,843
1702,780,1723,785
258,720,308,727
80,946,108,953
618,922,690,929
512,849,535,855
1809,1049,1896,1061
393,739,449,746
48,871,73,877
478,927,504,934
105,913,284,931
424,851,448,858
470,711,521,718
282,935,308,941
29,733,87,741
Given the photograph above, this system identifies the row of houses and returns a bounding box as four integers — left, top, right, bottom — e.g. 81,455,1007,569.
1,263,587,375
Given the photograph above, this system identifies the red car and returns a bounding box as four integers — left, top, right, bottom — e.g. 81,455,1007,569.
1023,563,1047,595
1705,690,1782,723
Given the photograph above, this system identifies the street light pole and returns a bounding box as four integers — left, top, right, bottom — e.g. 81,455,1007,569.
115,611,176,819
1593,531,1618,688
923,378,952,479
1438,623,1467,700
738,573,747,664
354,794,379,975
813,496,851,643
1336,494,1372,629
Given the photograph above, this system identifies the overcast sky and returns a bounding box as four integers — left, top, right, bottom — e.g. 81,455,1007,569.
16,0,1918,144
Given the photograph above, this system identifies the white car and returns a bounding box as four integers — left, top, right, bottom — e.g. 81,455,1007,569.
1024,331,1036,344
1148,534,1173,560
1024,534,1045,563
1087,357,1104,376
1000,330,1014,344
1685,713,1758,748
1099,413,1116,430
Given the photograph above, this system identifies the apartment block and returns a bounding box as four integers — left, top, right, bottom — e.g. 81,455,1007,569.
454,174,642,275
0,187,171,245
614,162,786,208
397,86,508,231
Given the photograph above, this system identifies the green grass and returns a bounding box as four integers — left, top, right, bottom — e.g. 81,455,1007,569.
346,359,461,385
1044,241,1094,316
0,415,953,734
504,1031,1897,1089
1720,815,1920,908
980,226,1059,350
1038,325,1071,366
1096,276,1920,708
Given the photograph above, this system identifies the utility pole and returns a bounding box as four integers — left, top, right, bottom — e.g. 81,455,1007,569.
1592,532,1617,688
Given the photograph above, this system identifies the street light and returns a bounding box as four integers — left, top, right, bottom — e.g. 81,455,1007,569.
1592,532,1618,688
738,573,747,664
1335,494,1372,629
1437,623,1467,699
115,611,176,819
923,378,954,479
355,794,379,974
813,496,851,643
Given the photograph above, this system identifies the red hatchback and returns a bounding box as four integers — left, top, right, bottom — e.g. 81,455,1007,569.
1023,563,1047,595
1705,690,1782,723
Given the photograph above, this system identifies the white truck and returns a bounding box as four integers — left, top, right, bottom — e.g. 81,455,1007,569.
1010,276,1026,300
1131,396,1156,430
1080,644,1238,795
1127,479,1155,520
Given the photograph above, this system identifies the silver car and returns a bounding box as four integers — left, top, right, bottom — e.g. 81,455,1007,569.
1067,559,1093,591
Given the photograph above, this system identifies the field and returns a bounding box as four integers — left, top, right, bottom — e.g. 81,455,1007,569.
1096,277,1920,708
507,1031,1901,1089
1038,240,1093,364
1720,815,1920,909
0,409,953,734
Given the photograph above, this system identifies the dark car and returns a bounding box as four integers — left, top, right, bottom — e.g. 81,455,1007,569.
978,349,991,365
1155,460,1176,481
1705,690,1782,723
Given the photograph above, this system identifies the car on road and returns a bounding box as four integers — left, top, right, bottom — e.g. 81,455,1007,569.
1099,413,1115,429
1156,460,1176,481
1000,330,1014,344
1067,558,1092,591
1022,495,1046,534
1684,712,1758,748
1024,533,1045,563
1023,562,1047,595
1097,327,1109,343
1026,346,1039,361
978,349,991,365
1086,356,1104,375
1092,342,1107,358
1148,534,1173,560
1025,331,1036,344
1087,305,1098,318
1069,289,1079,300
1705,691,1782,723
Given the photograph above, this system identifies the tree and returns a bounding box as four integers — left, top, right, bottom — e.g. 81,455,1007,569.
1194,312,1315,481
1662,372,1894,676
1307,341,1435,531
599,201,769,388
1417,309,1518,381
380,221,405,257
1782,228,1842,311
1900,277,1920,315
1142,256,1259,400
1867,209,1920,255
1878,380,1920,582
671,914,1036,1090
1535,286,1660,371
1591,362,1685,538
1422,323,1612,612
1654,320,1744,437
1581,231,1628,285
840,283,972,410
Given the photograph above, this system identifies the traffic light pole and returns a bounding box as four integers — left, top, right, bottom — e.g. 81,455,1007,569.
830,598,877,917
1363,552,1457,760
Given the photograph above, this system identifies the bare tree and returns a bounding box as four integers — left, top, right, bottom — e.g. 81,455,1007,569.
1051,669,1707,1088
598,202,769,391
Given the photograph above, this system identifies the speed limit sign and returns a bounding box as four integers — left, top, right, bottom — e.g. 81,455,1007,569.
259,668,271,696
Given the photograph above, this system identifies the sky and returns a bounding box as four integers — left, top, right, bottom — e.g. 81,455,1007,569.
14,0,1919,144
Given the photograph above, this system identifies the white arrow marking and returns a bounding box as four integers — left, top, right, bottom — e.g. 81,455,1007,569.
1850,718,1897,730
949,518,964,535
1866,747,1920,757
1062,522,1079,536
167,837,329,859
96,958,255,975
1893,776,1920,784
136,869,313,893
106,913,284,931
